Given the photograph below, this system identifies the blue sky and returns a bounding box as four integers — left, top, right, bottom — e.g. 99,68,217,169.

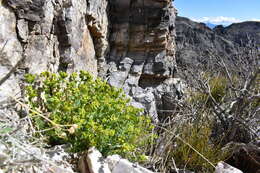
174,0,260,25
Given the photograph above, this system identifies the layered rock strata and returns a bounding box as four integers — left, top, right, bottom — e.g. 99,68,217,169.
106,0,179,120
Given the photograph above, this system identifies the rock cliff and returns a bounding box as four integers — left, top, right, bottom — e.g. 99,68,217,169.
106,0,178,120
0,0,179,122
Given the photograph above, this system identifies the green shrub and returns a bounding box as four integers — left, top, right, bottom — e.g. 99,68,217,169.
25,71,154,161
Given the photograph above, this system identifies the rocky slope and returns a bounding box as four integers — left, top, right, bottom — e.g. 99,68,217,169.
175,16,260,173
215,21,260,46
176,16,260,69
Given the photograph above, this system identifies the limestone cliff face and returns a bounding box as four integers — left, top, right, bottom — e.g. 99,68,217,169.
1,0,109,75
0,0,108,120
106,0,178,120
0,0,178,121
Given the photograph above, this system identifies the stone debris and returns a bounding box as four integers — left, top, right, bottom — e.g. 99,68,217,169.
79,148,154,173
0,114,75,173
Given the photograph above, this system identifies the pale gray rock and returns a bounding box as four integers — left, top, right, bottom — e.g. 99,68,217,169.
106,155,153,173
24,35,59,74
3,0,103,76
87,0,109,77
1,131,76,173
215,162,243,173
79,147,111,173
57,0,97,75
0,71,20,103
0,0,23,65
0,143,7,153
0,0,22,109
108,57,134,88
45,165,74,173
132,87,158,122
155,78,185,118
131,101,146,110
17,19,29,43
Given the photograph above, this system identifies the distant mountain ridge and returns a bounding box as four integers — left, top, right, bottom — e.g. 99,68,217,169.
204,22,217,29
215,20,260,46
175,16,260,68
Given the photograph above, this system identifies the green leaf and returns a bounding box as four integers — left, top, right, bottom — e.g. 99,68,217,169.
0,127,13,135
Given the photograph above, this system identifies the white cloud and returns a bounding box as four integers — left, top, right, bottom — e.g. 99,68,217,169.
192,16,241,25
191,16,260,25
250,18,260,22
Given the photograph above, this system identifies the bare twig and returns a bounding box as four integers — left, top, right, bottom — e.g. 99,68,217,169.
172,158,180,173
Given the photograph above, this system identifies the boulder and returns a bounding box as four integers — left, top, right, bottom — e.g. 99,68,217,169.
215,162,243,173
79,147,111,173
225,143,260,173
106,155,153,173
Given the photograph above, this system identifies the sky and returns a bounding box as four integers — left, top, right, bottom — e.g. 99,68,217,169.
173,0,260,25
